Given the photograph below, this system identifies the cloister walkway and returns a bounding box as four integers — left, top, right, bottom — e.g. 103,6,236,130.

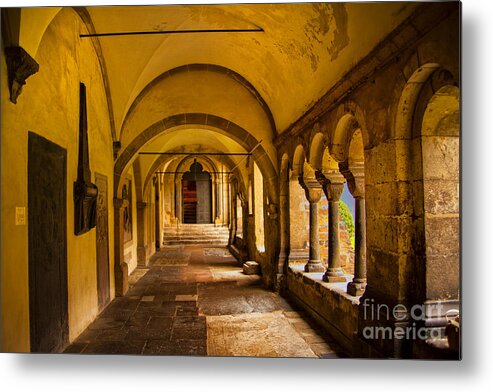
64,246,346,357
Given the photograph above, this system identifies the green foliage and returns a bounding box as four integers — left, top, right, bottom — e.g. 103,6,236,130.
339,200,355,248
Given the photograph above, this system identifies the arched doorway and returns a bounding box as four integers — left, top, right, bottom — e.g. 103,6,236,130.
182,161,213,223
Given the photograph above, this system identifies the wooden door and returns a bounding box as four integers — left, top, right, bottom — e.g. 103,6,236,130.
196,179,212,223
28,132,68,353
182,180,197,223
95,173,110,311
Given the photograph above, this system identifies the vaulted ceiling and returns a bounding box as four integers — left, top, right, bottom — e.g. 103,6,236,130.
16,2,419,186
85,3,417,136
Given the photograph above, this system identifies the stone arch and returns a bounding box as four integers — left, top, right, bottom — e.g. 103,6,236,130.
175,155,218,224
175,155,219,181
29,7,117,140
120,64,277,139
114,113,278,205
330,113,361,163
417,85,459,302
142,147,242,197
309,132,328,171
393,63,459,320
291,144,306,178
394,63,457,141
132,158,144,203
113,114,280,295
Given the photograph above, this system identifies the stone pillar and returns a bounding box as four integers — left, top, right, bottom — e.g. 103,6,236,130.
341,164,367,296
348,197,366,296
279,168,290,272
299,178,325,273
136,201,148,267
317,174,346,283
223,175,230,224
215,178,222,222
114,197,128,296
175,178,181,223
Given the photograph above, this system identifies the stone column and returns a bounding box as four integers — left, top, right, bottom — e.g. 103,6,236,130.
299,178,325,273
114,197,128,296
279,168,290,272
215,178,222,222
223,174,230,224
341,164,367,296
348,196,366,296
317,174,346,283
136,201,148,267
175,178,181,223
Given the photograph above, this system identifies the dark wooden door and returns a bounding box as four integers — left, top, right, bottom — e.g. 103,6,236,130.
182,180,197,223
95,173,110,311
28,132,68,353
196,179,212,223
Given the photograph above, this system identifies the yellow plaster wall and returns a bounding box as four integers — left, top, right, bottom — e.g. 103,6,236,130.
1,8,115,351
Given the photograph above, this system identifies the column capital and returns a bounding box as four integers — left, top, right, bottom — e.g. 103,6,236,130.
339,161,365,198
316,171,345,201
298,177,323,203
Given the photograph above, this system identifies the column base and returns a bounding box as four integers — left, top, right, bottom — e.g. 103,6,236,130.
304,260,325,273
347,280,367,296
323,268,347,283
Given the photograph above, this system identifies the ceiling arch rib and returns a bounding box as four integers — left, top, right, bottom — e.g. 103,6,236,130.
118,67,277,166
120,64,276,139
114,113,278,204
140,132,248,195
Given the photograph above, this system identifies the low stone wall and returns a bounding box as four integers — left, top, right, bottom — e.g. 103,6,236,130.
285,264,360,355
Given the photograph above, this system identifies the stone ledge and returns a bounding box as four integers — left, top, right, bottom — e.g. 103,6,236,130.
289,264,361,305
285,265,360,355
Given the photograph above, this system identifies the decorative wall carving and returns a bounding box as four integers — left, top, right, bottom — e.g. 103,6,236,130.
122,178,133,243
4,46,39,104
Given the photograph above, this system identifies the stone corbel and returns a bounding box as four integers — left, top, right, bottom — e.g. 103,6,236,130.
4,46,39,104
113,141,121,159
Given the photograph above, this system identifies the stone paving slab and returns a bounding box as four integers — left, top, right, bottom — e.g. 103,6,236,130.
64,245,343,358
206,311,317,358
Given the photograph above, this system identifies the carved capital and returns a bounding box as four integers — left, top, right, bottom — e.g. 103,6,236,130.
315,170,345,201
299,177,322,203
339,161,365,198
5,46,39,104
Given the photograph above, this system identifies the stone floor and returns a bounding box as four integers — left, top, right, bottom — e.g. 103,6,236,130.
64,246,347,358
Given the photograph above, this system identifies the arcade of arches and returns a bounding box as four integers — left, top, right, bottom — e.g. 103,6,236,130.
0,3,460,358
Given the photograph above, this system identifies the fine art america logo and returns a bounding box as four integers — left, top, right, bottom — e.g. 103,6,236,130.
361,298,459,340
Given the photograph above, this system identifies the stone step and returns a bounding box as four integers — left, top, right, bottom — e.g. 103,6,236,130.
162,224,230,246
163,227,229,232
163,229,229,233
163,235,229,241
162,239,229,245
